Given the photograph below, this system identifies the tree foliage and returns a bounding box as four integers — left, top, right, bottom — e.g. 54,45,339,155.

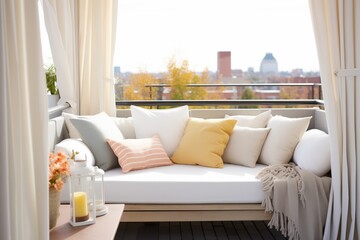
241,87,258,108
124,59,224,103
241,87,256,99
166,60,208,100
124,72,158,100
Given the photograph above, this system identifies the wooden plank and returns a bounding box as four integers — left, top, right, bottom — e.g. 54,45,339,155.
121,222,140,240
121,210,271,222
124,204,266,211
114,222,127,240
213,222,228,240
233,222,251,240
223,222,240,240
202,222,217,240
242,221,262,240
191,222,205,240
253,221,275,240
137,223,159,240
170,222,181,240
180,222,193,240
158,222,170,240
264,221,288,240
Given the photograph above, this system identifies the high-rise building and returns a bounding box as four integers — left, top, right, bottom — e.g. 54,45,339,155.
260,53,278,74
217,51,231,78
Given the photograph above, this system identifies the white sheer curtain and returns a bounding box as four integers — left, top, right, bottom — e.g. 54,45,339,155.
308,0,360,239
0,0,48,239
78,0,118,116
42,0,79,114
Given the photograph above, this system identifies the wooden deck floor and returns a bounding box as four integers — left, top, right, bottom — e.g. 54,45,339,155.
115,221,287,240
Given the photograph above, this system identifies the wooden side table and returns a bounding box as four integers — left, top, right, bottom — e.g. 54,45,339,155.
50,204,124,240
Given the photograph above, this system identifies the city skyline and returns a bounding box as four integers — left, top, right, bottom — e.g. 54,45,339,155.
115,0,319,73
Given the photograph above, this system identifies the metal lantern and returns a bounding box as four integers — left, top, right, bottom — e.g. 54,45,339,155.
69,158,96,227
94,166,108,216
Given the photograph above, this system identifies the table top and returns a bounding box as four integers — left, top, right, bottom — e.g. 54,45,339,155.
50,204,124,240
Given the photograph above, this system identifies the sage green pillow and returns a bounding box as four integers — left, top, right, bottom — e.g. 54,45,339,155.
70,112,124,171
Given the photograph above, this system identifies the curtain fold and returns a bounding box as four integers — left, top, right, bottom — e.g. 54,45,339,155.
42,0,79,114
308,0,360,239
0,0,48,239
78,0,118,116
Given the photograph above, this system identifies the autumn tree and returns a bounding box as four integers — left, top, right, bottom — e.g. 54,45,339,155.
124,72,159,100
166,60,208,100
188,69,209,100
208,78,225,100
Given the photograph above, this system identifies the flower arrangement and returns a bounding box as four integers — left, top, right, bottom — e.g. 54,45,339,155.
49,152,70,191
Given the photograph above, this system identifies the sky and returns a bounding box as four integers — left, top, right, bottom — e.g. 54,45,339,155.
114,0,320,73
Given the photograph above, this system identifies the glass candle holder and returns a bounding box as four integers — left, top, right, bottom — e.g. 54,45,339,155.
69,159,96,227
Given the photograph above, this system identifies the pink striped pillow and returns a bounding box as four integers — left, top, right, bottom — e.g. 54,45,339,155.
107,135,173,173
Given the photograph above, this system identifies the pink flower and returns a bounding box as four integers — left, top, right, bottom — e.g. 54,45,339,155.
49,151,70,191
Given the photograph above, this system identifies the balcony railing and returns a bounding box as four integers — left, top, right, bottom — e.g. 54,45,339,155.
116,83,324,109
145,83,323,100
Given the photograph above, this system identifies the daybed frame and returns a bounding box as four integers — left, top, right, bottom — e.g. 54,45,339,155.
122,204,271,222
48,108,327,222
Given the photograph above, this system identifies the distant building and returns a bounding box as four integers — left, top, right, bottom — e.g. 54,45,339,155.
232,69,243,78
217,51,231,78
291,68,304,77
114,66,121,77
247,67,254,74
260,53,278,74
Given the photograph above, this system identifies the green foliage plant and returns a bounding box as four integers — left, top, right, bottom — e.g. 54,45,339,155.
46,64,59,95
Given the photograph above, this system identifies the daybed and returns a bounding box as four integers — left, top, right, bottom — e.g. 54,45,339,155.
48,107,328,223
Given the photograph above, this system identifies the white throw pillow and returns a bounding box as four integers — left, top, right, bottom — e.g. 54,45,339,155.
293,129,331,176
223,127,270,167
225,110,271,128
259,115,311,165
70,112,125,171
131,105,189,157
112,117,136,139
54,139,95,166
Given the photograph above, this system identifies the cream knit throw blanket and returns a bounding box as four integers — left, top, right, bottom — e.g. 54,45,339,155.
257,163,331,240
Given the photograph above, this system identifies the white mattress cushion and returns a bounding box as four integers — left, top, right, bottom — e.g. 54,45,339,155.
103,163,267,204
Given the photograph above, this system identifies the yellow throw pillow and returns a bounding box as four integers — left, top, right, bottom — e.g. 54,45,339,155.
171,118,237,168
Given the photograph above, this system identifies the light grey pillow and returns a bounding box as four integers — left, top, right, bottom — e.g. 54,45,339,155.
63,112,104,139
70,112,124,171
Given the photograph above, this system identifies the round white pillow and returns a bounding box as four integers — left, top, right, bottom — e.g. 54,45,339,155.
293,129,331,176
54,139,95,166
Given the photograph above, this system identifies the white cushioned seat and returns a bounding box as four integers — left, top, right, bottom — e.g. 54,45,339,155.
103,164,267,204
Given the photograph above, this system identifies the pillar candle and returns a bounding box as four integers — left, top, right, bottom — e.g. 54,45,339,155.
74,192,88,217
